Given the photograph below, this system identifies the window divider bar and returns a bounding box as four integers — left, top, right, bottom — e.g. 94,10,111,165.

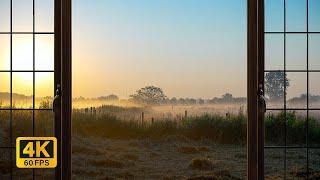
9,0,13,179
32,0,36,178
306,0,310,177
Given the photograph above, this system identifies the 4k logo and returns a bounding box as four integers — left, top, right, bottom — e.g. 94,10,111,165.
16,137,57,168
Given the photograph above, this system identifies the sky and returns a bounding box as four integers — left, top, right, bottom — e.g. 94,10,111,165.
72,0,247,99
0,0,320,100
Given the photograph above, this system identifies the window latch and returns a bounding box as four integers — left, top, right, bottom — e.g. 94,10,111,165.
53,84,61,112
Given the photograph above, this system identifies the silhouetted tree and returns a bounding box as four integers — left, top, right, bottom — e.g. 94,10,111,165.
265,72,289,101
130,86,167,105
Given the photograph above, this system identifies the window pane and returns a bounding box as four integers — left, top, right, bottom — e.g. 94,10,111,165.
286,110,306,146
35,111,54,136
0,35,10,70
35,35,54,70
35,0,54,32
309,34,320,71
286,34,307,70
265,34,284,70
309,111,320,146
12,73,33,109
286,0,307,32
35,72,53,109
286,148,307,179
265,148,285,179
286,73,307,109
265,110,285,146
0,73,10,108
309,73,320,109
309,149,320,176
12,0,33,32
309,0,320,32
265,72,285,109
12,35,33,71
0,111,10,147
265,0,284,32
0,0,10,32
12,110,33,140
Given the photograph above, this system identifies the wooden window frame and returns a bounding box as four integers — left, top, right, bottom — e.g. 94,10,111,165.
247,0,264,179
54,0,72,179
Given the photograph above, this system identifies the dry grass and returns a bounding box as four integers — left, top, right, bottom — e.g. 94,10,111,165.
121,154,139,161
189,157,216,170
89,158,125,168
0,161,10,174
177,146,200,154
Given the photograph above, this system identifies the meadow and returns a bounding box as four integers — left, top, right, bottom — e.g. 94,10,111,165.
1,103,320,179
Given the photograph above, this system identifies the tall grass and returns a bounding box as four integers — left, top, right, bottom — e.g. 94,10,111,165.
72,108,320,145
1,106,320,145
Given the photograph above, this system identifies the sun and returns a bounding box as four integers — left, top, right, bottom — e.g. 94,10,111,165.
12,34,54,71
11,35,54,98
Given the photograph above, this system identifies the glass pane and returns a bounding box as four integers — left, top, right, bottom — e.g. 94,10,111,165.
265,34,284,70
286,0,307,32
287,110,306,146
0,35,10,70
0,0,10,32
309,149,320,176
309,0,320,32
12,73,33,109
265,0,284,32
309,34,320,71
286,148,307,179
0,149,11,179
35,0,54,32
35,35,54,70
12,150,33,179
35,72,53,109
35,111,54,136
265,148,285,179
12,110,33,141
265,110,285,146
265,72,285,109
286,73,307,109
309,111,320,146
0,111,10,147
286,34,307,70
12,35,33,71
12,0,33,32
309,73,320,109
0,73,10,108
